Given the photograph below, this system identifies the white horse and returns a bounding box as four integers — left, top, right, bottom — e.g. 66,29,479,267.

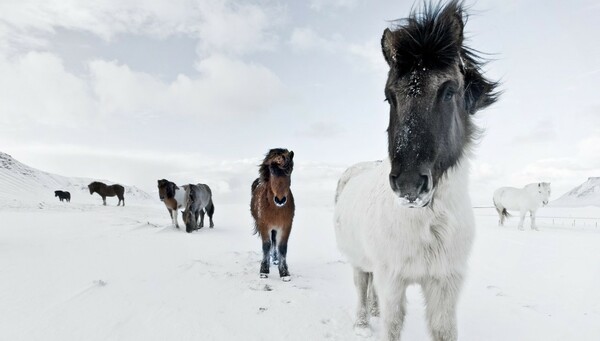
334,3,499,340
493,182,551,231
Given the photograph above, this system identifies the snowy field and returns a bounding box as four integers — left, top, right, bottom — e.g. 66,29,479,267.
1,195,599,341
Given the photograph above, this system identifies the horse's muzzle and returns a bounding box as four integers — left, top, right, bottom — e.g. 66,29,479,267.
274,196,287,207
389,170,434,208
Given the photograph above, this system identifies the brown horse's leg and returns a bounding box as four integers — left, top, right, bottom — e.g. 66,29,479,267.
271,230,279,265
278,228,291,281
260,229,271,278
102,196,106,206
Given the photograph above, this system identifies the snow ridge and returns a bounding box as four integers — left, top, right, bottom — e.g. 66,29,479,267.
0,151,153,207
550,177,600,207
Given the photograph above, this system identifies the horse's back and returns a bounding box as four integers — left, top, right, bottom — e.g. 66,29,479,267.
494,186,527,211
335,160,382,203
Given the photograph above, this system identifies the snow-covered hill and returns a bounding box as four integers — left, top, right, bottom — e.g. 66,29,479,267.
0,151,154,207
551,177,600,207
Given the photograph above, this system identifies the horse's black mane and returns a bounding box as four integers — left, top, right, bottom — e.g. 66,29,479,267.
258,148,294,183
383,0,499,113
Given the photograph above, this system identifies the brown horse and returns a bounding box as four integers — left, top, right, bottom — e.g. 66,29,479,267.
250,148,295,281
88,181,125,206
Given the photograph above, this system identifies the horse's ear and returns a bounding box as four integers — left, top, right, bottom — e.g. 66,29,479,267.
289,151,294,160
444,2,464,46
381,28,397,67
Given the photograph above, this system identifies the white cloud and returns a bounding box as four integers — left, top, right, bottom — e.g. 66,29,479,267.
289,27,336,52
347,39,388,73
0,0,282,56
0,52,96,127
309,0,360,12
0,52,284,129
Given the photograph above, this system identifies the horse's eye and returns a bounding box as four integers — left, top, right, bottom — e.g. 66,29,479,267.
443,87,456,101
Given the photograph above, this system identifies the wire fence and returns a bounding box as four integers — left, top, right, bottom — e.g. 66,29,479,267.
473,207,600,229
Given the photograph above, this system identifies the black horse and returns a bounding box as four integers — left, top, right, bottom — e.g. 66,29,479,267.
54,190,71,202
88,181,125,206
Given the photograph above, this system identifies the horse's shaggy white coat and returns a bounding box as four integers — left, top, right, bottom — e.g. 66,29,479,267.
335,158,474,340
493,183,551,230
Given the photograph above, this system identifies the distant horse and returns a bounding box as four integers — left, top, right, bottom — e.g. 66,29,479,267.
182,184,215,233
157,179,186,228
88,181,125,206
250,148,295,281
54,190,70,202
334,2,499,340
493,182,551,230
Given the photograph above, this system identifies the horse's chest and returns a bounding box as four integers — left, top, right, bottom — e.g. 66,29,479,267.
368,218,469,279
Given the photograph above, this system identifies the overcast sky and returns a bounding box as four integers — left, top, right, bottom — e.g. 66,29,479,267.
1,0,598,205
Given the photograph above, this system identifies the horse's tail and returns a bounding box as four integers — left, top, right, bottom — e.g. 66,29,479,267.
493,197,510,218
251,178,260,236
206,197,215,216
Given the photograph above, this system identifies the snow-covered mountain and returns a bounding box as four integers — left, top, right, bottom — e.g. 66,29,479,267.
550,177,600,207
0,151,154,207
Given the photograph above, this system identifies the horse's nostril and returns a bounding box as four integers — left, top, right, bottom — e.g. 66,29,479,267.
274,196,287,206
418,174,429,195
389,174,399,191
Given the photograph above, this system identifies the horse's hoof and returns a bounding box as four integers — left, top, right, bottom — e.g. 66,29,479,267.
353,322,372,337
281,276,291,282
260,273,268,279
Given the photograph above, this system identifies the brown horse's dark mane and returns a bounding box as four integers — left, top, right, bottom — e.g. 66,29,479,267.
258,148,294,184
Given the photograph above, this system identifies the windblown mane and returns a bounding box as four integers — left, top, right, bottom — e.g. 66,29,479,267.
258,148,294,183
383,0,499,114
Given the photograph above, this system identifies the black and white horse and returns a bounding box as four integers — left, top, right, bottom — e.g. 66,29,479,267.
335,2,498,340
54,190,70,202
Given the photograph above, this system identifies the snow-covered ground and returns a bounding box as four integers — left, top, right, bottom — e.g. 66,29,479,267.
1,195,599,340
1,151,599,340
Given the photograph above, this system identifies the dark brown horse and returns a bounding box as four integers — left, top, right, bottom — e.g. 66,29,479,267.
250,148,295,281
88,181,125,206
54,190,70,202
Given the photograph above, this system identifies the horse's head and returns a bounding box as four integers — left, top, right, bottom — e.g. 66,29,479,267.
538,182,551,205
157,179,177,201
381,1,498,207
181,185,194,230
88,184,94,195
54,191,60,197
260,149,294,207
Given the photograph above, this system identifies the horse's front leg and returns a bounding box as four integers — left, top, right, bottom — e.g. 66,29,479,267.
352,267,372,336
530,210,539,231
277,229,291,281
374,272,407,341
422,275,462,341
102,196,106,206
173,209,179,228
367,272,379,317
270,230,279,265
259,229,271,278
